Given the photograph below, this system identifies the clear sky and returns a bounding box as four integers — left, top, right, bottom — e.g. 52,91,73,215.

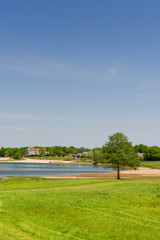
0,0,160,148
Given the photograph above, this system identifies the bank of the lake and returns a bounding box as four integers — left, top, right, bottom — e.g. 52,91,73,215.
0,157,91,164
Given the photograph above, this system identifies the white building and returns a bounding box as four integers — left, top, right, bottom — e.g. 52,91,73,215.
26,148,40,155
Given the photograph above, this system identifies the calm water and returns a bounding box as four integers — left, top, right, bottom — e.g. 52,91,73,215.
0,162,115,177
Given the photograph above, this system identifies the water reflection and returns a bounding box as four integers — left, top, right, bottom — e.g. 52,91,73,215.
0,162,114,177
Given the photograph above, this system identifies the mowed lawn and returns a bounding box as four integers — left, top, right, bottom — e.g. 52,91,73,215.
140,160,160,169
0,177,160,240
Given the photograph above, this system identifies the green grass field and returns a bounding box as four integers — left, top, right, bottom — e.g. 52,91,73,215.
0,177,160,240
140,160,160,169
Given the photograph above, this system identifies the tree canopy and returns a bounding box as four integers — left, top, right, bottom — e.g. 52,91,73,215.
102,132,139,179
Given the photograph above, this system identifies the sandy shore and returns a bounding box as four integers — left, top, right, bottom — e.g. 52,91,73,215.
0,158,75,164
43,167,160,180
44,167,160,180
0,158,92,164
1,158,160,179
0,157,11,161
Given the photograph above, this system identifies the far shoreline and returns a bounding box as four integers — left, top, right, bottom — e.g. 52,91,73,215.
0,157,91,164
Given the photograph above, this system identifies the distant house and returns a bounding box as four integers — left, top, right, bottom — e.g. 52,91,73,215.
26,148,40,156
26,148,47,156
137,152,144,160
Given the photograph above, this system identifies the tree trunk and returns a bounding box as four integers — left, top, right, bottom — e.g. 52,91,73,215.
117,168,120,179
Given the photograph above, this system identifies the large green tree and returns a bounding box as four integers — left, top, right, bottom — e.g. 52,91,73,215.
103,132,139,179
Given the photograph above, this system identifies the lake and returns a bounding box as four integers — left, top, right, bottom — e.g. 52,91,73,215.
0,162,115,177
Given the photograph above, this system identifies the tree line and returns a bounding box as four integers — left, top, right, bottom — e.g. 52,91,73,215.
0,146,92,159
134,144,160,161
1,138,160,162
93,142,160,165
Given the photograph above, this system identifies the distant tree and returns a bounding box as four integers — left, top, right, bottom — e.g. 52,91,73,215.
145,147,160,161
88,151,93,160
39,148,45,156
3,150,9,157
0,147,6,157
62,146,67,154
0,147,12,157
102,132,139,179
55,146,64,155
152,146,159,149
12,148,19,157
93,147,101,152
46,147,52,155
66,146,78,154
13,152,21,159
51,147,58,155
93,150,104,165
77,147,91,153
134,144,148,154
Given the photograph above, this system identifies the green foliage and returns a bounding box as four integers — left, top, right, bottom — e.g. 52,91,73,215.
13,148,26,159
66,146,78,154
103,132,139,179
87,150,93,160
13,152,21,159
144,147,160,161
93,150,105,164
0,147,26,159
77,147,91,153
39,147,45,156
134,144,160,161
0,147,12,157
62,155,74,161
134,144,148,153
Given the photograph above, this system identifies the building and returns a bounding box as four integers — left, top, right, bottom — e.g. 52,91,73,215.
26,148,40,156
137,152,144,160
26,148,47,156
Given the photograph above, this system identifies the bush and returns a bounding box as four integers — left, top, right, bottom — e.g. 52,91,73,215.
13,152,21,159
63,155,74,161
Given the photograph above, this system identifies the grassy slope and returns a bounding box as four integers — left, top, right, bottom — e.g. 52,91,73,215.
0,177,160,240
140,161,160,169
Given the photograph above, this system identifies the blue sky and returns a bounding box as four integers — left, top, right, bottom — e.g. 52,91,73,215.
1,0,160,148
